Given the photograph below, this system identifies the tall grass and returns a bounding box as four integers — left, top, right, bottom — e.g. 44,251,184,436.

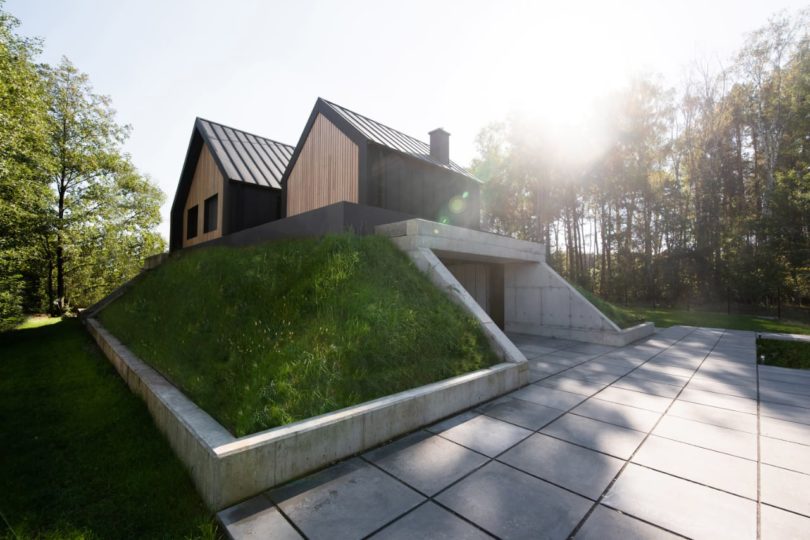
100,235,498,436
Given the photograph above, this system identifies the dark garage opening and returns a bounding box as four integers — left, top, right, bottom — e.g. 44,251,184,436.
441,258,505,329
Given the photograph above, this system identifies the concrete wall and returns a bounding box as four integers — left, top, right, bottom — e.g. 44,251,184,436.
378,219,654,347
504,260,654,346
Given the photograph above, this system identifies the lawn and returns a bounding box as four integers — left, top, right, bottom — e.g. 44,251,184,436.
757,339,810,370
573,286,645,329
99,234,499,437
0,319,217,540
625,306,810,335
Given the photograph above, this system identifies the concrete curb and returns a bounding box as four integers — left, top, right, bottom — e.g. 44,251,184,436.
85,317,525,510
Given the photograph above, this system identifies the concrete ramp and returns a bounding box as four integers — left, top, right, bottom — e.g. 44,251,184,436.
377,219,654,347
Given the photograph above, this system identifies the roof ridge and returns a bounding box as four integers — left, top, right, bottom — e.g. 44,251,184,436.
196,117,294,150
319,99,432,150
318,98,472,174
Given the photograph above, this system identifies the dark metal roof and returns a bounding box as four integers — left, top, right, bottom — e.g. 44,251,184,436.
319,99,480,182
196,118,294,190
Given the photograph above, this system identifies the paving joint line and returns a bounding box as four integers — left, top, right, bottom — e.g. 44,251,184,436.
566,327,728,539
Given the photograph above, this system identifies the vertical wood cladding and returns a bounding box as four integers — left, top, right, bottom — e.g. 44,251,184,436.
183,144,224,248
286,114,359,216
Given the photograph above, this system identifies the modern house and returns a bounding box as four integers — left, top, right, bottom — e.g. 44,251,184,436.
169,118,294,251
165,97,653,349
169,98,481,252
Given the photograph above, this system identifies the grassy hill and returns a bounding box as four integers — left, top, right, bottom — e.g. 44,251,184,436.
99,235,498,437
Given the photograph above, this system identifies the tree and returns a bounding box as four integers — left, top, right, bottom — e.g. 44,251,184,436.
0,6,50,329
42,58,165,312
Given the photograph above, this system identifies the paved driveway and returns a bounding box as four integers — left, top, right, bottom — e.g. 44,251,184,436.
219,326,810,539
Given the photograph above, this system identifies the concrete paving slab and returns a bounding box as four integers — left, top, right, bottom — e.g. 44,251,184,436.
511,384,588,410
652,416,757,460
760,388,810,409
761,402,810,427
677,388,758,414
533,353,590,367
218,494,302,540
570,399,662,432
596,386,674,413
528,359,569,381
369,502,491,540
499,433,624,499
761,504,810,540
603,463,757,540
573,504,681,540
436,461,591,539
611,375,683,398
760,364,810,383
363,431,488,496
434,413,532,457
628,366,691,388
267,458,424,539
761,436,810,475
685,378,758,399
547,349,600,361
760,378,810,397
567,361,635,378
541,414,646,459
426,411,480,434
538,374,613,397
632,435,757,499
667,400,757,433
637,361,698,380
478,396,564,430
761,464,810,517
761,416,810,445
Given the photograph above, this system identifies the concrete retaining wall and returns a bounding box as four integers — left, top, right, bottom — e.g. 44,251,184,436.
379,219,655,347
85,317,525,510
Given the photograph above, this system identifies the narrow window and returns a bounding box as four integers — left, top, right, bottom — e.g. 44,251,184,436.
203,194,218,233
187,205,198,239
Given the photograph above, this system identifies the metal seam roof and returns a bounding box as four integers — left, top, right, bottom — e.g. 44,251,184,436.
320,99,479,182
196,118,293,190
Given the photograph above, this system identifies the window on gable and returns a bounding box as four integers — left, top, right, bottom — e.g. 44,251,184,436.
203,194,218,233
187,205,198,239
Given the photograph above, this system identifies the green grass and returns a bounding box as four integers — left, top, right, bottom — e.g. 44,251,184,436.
572,286,645,329
99,234,499,437
757,339,810,370
15,315,62,330
0,318,217,540
623,307,810,335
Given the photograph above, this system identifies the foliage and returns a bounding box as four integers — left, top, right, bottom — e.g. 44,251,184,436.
473,9,810,312
99,235,499,437
42,58,165,311
0,6,50,330
757,338,810,369
0,319,217,539
0,2,165,320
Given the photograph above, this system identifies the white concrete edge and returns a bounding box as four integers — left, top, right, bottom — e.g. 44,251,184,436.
757,332,810,343
377,219,545,261
85,315,525,510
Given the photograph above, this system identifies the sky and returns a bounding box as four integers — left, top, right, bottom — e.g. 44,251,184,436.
7,0,807,240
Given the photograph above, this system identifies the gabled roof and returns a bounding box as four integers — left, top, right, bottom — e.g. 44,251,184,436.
319,99,480,182
196,118,294,190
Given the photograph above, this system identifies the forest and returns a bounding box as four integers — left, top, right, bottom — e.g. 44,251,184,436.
1,5,808,332
474,10,810,313
0,7,164,330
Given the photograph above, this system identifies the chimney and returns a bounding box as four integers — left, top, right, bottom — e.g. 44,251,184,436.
429,128,450,164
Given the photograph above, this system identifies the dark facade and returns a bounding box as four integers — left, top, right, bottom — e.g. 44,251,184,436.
169,118,293,252
281,98,482,230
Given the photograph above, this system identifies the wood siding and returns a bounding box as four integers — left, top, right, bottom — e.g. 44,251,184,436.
286,114,359,216
183,144,224,248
